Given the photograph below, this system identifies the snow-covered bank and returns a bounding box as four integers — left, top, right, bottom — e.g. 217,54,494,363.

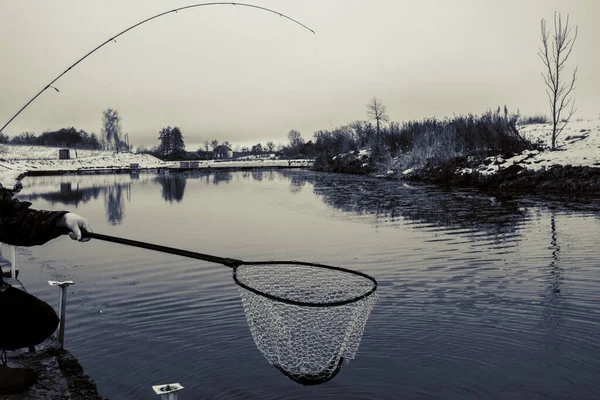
400,118,600,198
459,119,600,175
0,145,313,189
312,118,600,198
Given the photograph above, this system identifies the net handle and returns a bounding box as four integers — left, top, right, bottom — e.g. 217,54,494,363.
72,230,244,268
68,231,379,307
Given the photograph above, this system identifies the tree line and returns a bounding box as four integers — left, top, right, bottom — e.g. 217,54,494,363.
0,108,130,151
0,127,102,149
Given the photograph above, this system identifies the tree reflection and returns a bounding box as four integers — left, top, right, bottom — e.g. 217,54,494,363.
251,170,263,182
289,173,306,194
542,211,563,329
155,174,187,203
19,184,102,207
105,184,126,225
277,170,528,236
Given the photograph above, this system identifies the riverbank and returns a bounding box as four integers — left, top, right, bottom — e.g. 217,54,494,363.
314,119,600,200
2,252,101,399
4,337,101,400
0,145,313,188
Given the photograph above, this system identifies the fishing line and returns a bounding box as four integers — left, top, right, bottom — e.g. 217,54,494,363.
0,2,315,133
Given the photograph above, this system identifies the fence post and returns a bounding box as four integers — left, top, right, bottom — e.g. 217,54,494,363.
152,383,184,400
48,280,75,348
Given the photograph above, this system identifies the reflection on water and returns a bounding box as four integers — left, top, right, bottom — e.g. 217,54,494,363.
542,212,563,330
155,175,186,203
18,171,529,235
19,179,131,225
14,170,600,400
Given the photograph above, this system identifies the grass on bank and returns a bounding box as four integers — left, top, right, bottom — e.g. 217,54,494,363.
313,107,537,176
518,114,550,125
383,108,536,175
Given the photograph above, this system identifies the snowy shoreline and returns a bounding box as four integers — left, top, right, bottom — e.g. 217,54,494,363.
0,145,313,189
396,119,600,199
3,119,600,198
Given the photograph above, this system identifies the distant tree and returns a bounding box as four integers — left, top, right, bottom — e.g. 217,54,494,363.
101,108,123,151
266,141,275,152
10,132,37,145
539,12,578,150
222,140,231,148
366,97,388,142
157,126,173,157
287,130,304,147
157,126,186,160
251,143,263,154
0,132,8,144
203,140,210,152
211,139,219,151
88,133,102,149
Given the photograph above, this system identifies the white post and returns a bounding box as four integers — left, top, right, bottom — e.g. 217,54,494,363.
49,280,75,348
152,383,184,400
10,245,16,279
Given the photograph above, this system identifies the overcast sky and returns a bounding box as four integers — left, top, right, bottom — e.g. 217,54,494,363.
1,1,598,150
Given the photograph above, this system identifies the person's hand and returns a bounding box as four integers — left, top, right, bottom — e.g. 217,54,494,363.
57,213,93,242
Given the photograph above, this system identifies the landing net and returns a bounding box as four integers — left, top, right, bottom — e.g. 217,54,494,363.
234,262,378,385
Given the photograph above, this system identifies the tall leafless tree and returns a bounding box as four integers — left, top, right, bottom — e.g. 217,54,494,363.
287,130,304,147
366,97,388,142
101,108,123,151
539,12,578,150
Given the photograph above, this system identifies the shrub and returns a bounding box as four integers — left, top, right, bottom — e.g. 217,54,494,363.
387,107,533,172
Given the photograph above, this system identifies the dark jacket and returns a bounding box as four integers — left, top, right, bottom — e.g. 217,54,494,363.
0,186,68,246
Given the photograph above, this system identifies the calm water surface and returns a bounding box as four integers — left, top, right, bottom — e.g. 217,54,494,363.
13,170,600,399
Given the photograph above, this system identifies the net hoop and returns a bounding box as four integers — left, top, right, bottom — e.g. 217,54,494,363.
232,261,378,307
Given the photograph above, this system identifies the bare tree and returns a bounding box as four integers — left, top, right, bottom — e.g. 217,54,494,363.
366,97,388,142
266,141,275,152
204,140,210,152
287,130,304,147
539,12,578,150
210,139,219,151
100,108,123,151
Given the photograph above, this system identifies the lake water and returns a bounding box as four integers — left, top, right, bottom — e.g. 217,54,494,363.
12,170,600,399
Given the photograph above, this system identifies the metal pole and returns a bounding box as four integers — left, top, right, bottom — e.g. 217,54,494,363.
58,285,67,346
49,280,75,348
10,245,16,279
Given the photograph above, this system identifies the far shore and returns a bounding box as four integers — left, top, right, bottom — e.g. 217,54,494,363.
3,117,600,203
0,147,313,188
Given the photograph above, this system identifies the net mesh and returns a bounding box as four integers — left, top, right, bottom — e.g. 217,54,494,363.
235,263,378,385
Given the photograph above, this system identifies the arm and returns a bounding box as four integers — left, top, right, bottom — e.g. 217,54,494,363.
0,187,91,246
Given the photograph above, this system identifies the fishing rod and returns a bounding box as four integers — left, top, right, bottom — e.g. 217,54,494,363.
0,2,315,133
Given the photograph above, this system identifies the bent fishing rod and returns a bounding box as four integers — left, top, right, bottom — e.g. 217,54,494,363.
0,2,315,134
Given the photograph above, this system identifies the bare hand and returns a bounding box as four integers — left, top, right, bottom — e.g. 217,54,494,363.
58,213,93,242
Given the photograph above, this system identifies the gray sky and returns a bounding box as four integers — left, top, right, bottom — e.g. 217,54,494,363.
1,0,598,150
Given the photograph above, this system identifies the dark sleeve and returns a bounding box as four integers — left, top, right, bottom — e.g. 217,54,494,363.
0,187,69,246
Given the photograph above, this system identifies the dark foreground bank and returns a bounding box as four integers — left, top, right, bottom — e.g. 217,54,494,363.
3,337,101,400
